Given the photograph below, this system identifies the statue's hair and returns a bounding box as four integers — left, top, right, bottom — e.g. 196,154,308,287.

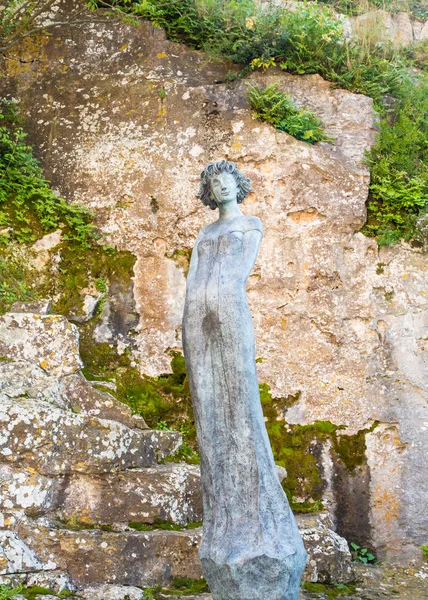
197,160,252,210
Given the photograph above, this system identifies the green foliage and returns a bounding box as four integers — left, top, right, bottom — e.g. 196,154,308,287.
141,577,208,599
422,545,428,560
248,83,333,143
350,542,376,563
0,585,24,600
303,581,357,598
0,101,97,246
95,277,107,293
363,79,428,245
0,252,35,312
165,577,209,595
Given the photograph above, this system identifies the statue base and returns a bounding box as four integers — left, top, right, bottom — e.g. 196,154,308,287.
201,550,307,600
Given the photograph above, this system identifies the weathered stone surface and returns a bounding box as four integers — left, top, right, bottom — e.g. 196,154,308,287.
60,372,148,430
56,529,202,587
297,513,354,584
0,360,70,409
351,10,414,46
10,300,52,314
0,464,55,512
79,585,144,600
50,463,202,527
0,531,45,574
0,314,82,376
0,397,180,474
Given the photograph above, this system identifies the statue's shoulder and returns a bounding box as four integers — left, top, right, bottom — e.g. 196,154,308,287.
235,215,263,234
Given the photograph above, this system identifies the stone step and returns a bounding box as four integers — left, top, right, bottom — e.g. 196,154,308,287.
6,512,353,589
0,397,180,475
49,463,203,527
13,520,202,588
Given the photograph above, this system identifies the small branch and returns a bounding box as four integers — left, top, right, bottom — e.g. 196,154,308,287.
0,17,121,53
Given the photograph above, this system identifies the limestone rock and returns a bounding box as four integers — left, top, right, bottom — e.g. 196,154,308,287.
50,463,202,527
32,230,62,252
297,513,354,583
54,529,202,587
0,397,180,475
0,531,44,574
0,464,55,513
0,361,70,409
10,300,52,314
79,585,144,600
0,314,82,377
25,569,73,593
60,372,148,430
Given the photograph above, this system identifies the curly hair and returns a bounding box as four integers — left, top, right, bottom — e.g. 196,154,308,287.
197,160,252,210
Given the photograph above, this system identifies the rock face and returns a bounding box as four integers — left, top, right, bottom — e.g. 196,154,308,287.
1,0,427,569
0,310,353,596
349,9,428,46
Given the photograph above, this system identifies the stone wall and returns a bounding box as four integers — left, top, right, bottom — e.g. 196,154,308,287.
1,0,427,565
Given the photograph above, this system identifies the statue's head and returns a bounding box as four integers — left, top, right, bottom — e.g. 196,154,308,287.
197,160,252,210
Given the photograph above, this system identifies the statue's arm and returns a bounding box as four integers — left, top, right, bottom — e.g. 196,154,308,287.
240,228,263,282
186,229,204,291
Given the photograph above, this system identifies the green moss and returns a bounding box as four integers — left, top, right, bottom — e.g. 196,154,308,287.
260,384,378,511
164,577,209,595
333,422,379,472
52,243,135,318
80,336,199,463
303,581,357,598
260,383,339,512
333,431,367,472
128,520,203,532
21,587,56,600
0,248,38,313
55,516,97,531
142,577,209,599
376,262,386,275
128,522,153,531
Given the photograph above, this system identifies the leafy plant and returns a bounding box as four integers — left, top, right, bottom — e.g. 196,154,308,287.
350,542,376,563
363,78,428,244
247,83,333,144
422,544,428,560
0,100,97,246
95,277,107,293
0,585,24,600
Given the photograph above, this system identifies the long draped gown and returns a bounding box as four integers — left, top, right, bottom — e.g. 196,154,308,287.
182,214,307,600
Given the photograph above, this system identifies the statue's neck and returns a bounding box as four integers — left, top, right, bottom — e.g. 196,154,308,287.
217,202,243,221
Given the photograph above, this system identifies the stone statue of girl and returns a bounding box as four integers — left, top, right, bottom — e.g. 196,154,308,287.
182,160,307,600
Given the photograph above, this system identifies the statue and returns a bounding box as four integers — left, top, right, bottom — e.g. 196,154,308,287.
182,160,307,600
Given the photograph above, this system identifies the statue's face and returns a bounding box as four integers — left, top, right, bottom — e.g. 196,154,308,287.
210,172,238,206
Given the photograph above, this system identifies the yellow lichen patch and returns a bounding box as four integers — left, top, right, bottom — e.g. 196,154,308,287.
157,52,169,59
120,44,129,52
373,486,400,521
5,34,50,77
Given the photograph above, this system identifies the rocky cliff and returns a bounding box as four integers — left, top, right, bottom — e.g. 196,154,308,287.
1,0,427,583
